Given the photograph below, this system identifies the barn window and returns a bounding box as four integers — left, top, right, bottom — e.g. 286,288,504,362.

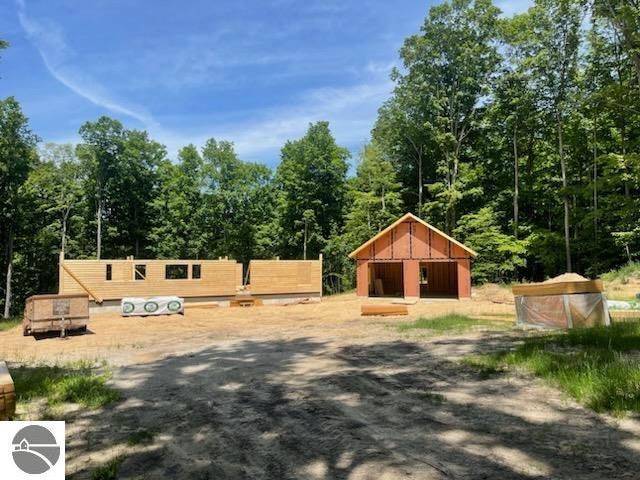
420,266,428,284
192,264,201,279
165,264,188,279
134,264,146,280
106,264,112,281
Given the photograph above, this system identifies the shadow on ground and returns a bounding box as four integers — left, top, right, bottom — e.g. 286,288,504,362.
64,335,639,479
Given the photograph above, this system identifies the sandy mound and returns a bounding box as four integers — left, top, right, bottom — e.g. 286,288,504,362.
543,273,590,283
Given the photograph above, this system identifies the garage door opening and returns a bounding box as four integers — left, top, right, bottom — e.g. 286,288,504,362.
419,262,458,298
369,263,404,297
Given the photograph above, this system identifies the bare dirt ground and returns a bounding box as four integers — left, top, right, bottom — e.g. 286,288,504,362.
2,292,639,479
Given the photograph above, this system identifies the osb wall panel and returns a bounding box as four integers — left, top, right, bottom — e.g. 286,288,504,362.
249,260,322,295
60,259,239,301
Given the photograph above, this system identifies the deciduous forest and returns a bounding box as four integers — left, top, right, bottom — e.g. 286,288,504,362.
1,0,639,316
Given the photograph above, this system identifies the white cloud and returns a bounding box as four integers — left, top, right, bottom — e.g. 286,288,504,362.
154,73,393,163
16,0,395,164
496,0,533,17
16,0,158,129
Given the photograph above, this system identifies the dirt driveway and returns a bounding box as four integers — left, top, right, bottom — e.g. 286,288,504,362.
2,293,639,479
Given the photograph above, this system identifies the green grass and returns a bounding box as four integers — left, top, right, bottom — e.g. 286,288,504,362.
465,322,640,415
397,314,509,333
601,262,640,283
91,457,122,480
0,316,21,331
10,360,121,410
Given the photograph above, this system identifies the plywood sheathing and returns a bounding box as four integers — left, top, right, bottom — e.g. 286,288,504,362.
248,257,322,296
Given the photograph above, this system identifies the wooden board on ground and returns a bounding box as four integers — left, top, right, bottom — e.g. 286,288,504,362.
511,280,603,297
361,304,408,316
0,361,15,420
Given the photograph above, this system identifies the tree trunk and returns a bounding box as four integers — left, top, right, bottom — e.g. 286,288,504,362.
303,219,307,261
417,147,423,217
3,228,14,319
558,116,572,272
61,206,70,252
96,197,102,260
593,123,598,258
513,126,519,239
134,204,140,258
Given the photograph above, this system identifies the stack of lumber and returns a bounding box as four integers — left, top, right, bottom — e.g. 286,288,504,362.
0,361,15,420
361,304,409,316
230,294,264,307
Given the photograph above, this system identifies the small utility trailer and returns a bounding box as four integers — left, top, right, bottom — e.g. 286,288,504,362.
23,293,89,336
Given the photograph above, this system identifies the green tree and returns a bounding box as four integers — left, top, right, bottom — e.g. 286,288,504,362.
454,207,528,283
148,145,207,259
274,122,349,260
77,117,126,259
508,0,584,271
344,143,403,248
201,139,274,263
392,0,501,232
0,97,38,317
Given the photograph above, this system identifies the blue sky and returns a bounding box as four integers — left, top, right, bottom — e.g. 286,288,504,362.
1,0,530,168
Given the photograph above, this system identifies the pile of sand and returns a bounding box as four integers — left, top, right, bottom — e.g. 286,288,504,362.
543,273,590,283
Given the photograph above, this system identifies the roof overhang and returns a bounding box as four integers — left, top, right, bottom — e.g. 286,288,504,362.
348,213,478,259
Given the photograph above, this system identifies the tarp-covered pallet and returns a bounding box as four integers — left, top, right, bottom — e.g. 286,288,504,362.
513,274,611,329
23,293,89,336
121,296,184,316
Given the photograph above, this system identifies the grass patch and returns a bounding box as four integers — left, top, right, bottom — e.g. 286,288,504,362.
601,262,640,283
11,360,121,410
465,322,640,415
397,314,509,334
127,429,155,446
91,457,122,480
0,316,21,331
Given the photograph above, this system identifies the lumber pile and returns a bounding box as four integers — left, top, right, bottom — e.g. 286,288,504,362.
230,295,264,307
361,304,408,316
609,310,640,321
0,361,15,420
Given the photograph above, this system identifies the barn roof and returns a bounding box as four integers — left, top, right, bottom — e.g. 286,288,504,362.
348,213,478,258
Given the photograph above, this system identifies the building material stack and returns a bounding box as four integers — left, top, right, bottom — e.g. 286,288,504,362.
0,361,15,420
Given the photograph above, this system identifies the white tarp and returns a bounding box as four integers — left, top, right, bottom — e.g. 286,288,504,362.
515,293,610,329
121,296,184,316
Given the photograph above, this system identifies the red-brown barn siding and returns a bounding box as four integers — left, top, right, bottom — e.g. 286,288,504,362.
350,214,475,299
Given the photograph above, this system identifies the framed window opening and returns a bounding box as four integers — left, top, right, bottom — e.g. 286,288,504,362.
165,264,188,280
192,264,202,279
134,264,146,280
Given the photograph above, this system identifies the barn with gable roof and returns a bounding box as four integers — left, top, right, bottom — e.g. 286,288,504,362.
348,213,477,299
